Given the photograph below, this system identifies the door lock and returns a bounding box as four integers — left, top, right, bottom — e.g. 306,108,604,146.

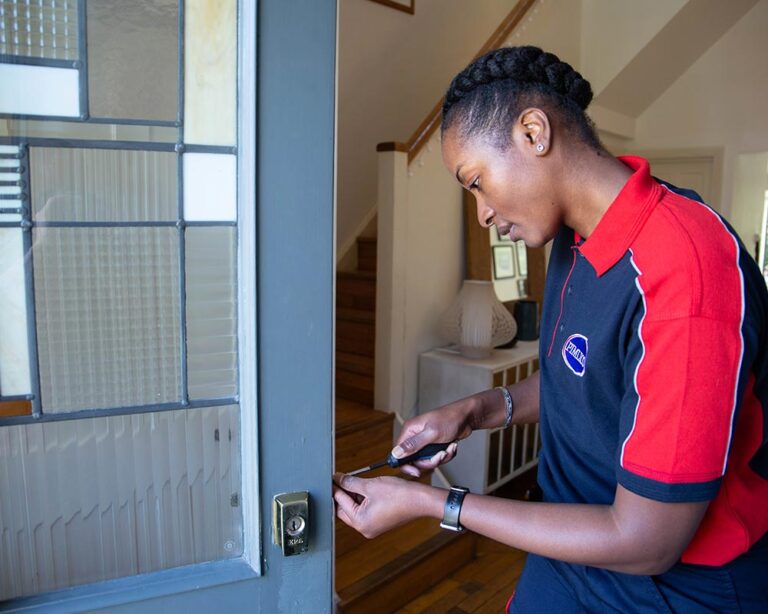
272,491,309,556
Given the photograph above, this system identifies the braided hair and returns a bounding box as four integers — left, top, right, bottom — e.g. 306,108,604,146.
442,46,601,150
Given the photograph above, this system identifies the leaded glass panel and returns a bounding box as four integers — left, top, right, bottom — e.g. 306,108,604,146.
31,147,177,222
186,227,237,400
87,0,178,121
0,404,242,600
0,228,31,396
0,0,79,60
33,227,181,412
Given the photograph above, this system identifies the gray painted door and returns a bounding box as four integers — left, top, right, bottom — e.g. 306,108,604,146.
0,0,335,611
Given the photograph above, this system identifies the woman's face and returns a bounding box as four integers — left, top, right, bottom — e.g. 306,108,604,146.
441,123,562,248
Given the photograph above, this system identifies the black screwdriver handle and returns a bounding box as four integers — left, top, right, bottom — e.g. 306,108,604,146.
386,442,452,468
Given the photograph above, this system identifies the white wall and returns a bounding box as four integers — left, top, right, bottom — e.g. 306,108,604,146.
581,0,686,95
337,0,530,262
628,0,768,238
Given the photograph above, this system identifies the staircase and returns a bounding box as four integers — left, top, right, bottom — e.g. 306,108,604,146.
335,237,477,613
336,237,377,406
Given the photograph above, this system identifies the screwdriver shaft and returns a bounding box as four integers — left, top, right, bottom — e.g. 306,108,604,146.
346,460,388,476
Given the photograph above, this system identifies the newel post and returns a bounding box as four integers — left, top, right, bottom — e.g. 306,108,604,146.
374,142,409,414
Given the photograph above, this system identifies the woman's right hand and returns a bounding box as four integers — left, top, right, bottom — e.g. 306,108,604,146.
391,394,482,477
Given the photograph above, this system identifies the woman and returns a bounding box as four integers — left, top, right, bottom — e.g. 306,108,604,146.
333,46,768,612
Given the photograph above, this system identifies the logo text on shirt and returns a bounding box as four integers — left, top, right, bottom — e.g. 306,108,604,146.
562,334,588,377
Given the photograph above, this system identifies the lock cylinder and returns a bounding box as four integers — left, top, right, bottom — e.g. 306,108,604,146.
272,492,310,556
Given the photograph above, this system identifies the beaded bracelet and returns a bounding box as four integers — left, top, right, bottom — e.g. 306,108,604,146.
496,386,515,428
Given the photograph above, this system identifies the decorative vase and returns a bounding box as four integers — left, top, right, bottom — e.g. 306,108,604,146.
439,280,517,359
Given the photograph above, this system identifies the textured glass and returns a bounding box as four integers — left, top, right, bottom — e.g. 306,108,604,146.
31,147,177,222
0,404,243,600
0,228,31,396
33,227,181,412
0,63,79,116
0,148,21,198
0,157,20,167
184,0,236,146
5,119,177,142
183,153,237,221
0,0,79,60
87,0,178,121
0,213,22,221
186,227,237,400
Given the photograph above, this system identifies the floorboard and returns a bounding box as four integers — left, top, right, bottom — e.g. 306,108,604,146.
396,537,526,614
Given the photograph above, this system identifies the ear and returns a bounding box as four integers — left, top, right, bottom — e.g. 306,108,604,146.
515,108,551,156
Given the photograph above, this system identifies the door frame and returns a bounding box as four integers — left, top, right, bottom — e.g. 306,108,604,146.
633,146,724,211
1,0,336,611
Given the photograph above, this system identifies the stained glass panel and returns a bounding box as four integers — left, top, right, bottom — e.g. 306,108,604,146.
33,227,181,412
0,404,243,600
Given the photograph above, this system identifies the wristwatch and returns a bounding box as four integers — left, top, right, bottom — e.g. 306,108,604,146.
440,486,470,532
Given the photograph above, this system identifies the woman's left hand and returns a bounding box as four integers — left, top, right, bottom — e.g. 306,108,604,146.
332,473,439,539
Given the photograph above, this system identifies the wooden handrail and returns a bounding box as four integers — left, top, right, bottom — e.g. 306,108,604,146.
367,0,415,15
378,0,537,163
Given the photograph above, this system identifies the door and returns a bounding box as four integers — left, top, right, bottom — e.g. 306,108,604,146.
0,1,335,611
645,154,718,207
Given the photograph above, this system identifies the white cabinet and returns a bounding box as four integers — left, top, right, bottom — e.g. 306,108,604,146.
418,342,540,494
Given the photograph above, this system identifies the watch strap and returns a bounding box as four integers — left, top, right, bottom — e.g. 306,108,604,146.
440,486,470,532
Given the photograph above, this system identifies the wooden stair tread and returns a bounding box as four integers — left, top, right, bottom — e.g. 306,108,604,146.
337,521,476,613
337,351,374,376
336,400,392,434
338,270,376,281
336,518,441,591
395,538,526,613
337,307,375,323
336,370,374,391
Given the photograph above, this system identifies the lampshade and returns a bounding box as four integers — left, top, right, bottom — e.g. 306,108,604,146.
439,280,517,359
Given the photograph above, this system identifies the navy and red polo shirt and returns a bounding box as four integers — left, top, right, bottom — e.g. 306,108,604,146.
538,156,768,567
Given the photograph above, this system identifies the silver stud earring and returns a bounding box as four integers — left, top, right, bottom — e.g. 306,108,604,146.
536,143,545,153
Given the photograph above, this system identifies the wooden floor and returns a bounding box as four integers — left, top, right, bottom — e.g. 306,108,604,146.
394,537,526,614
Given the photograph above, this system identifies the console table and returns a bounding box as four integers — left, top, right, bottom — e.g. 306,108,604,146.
418,341,540,494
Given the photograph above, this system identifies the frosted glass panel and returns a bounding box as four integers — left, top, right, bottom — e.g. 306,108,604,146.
31,147,177,222
0,0,79,60
6,119,177,143
187,227,237,400
0,213,22,221
0,149,21,199
0,228,31,396
183,153,237,221
0,405,242,600
0,185,21,195
0,63,79,116
87,0,178,121
184,0,236,145
33,227,181,412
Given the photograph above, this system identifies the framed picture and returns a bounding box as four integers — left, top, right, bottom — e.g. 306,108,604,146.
515,241,528,276
517,278,528,297
495,225,512,242
493,245,516,279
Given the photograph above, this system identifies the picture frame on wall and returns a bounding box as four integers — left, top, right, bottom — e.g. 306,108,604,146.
493,245,516,279
515,240,528,276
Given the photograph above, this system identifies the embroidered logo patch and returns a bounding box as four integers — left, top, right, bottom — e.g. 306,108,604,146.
562,334,588,377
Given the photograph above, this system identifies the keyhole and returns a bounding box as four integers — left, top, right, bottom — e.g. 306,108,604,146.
286,515,305,537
